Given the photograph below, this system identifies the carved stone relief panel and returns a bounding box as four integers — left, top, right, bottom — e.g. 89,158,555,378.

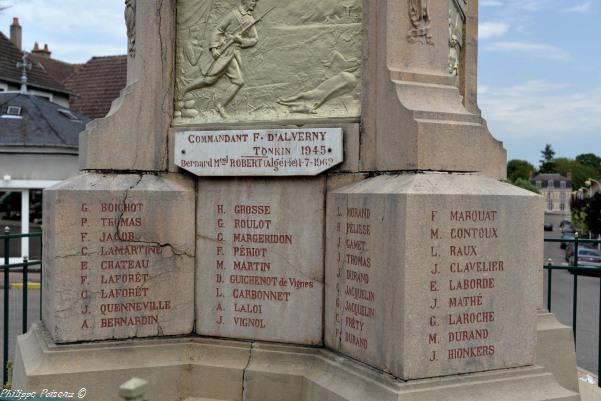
125,0,136,58
174,0,362,125
448,0,466,77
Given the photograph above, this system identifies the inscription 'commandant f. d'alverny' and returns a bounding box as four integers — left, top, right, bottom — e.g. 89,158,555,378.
174,0,362,124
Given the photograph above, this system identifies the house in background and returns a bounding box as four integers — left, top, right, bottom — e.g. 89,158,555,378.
4,17,127,119
1,18,71,106
29,42,76,85
0,92,89,258
64,55,127,119
0,17,126,260
531,173,572,216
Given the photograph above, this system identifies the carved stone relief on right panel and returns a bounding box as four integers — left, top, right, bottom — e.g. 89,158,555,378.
174,0,362,125
448,0,466,77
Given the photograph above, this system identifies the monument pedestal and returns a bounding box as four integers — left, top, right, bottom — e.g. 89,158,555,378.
11,0,582,400
14,323,579,401
536,310,580,393
325,173,544,379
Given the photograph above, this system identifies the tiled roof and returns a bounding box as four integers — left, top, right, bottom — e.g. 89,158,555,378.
29,53,76,84
533,173,567,181
63,55,127,120
532,173,572,189
0,32,69,95
0,92,89,150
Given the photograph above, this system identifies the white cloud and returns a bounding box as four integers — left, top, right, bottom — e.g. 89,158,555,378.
483,41,572,61
490,80,570,96
479,22,510,39
47,42,127,63
481,0,503,6
519,1,545,11
480,0,549,11
480,80,601,163
0,0,125,62
565,2,592,13
479,80,601,142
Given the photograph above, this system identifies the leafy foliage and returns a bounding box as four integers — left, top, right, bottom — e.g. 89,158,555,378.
572,193,601,235
539,144,556,173
576,153,601,177
507,159,535,182
511,177,539,194
554,157,599,190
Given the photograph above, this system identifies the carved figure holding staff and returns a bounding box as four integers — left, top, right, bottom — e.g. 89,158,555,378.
407,0,432,44
183,0,262,118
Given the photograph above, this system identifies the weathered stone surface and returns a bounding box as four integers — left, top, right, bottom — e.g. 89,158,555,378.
326,172,367,192
79,0,175,171
536,311,579,393
463,0,480,115
196,177,324,344
359,0,506,178
13,323,579,401
42,173,195,343
174,0,362,124
325,173,543,380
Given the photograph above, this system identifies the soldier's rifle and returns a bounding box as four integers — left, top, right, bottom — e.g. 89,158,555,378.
203,6,276,76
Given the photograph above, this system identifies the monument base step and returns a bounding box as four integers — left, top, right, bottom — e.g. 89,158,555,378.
536,310,580,393
183,399,234,401
14,323,580,401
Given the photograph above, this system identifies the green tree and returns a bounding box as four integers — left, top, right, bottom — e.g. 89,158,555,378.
554,157,598,190
539,144,556,173
575,153,601,177
511,177,539,194
507,159,536,183
572,193,601,235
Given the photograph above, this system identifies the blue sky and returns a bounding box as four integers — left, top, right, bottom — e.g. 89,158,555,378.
1,0,599,167
478,0,601,165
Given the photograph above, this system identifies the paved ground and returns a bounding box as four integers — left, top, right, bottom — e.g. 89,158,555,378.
543,214,601,379
580,379,601,400
0,283,40,364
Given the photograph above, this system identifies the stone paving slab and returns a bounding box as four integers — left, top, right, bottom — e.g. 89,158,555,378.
579,381,600,401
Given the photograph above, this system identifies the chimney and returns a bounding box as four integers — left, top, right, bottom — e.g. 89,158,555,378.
10,17,22,50
567,172,572,181
31,42,52,58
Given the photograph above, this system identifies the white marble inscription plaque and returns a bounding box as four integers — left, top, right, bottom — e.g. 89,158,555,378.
174,128,343,176
196,178,324,345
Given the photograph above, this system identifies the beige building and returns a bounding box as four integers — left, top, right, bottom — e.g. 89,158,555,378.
1,18,125,261
532,173,572,216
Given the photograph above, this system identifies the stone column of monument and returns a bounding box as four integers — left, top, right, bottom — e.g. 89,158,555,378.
13,0,580,400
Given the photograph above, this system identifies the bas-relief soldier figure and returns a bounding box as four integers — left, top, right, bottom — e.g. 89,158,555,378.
183,0,260,118
277,51,360,114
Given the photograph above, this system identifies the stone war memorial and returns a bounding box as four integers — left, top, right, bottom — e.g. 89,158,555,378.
13,0,582,400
